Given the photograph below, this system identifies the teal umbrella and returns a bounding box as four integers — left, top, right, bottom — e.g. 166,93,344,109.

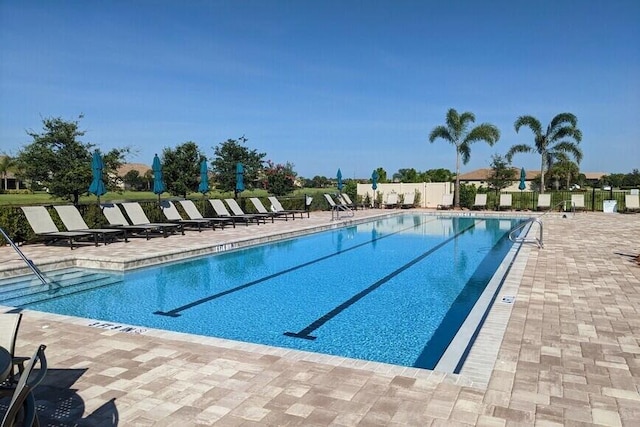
371,170,378,208
152,154,165,205
198,159,209,194
337,168,343,192
88,150,106,205
519,167,526,191
235,163,245,197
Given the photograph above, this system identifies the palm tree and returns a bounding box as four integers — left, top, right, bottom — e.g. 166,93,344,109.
506,113,582,193
0,155,15,191
429,108,500,207
549,153,580,190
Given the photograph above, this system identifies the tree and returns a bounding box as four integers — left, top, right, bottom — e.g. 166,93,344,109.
15,116,128,204
123,170,145,191
548,153,579,190
429,108,500,207
393,168,419,183
421,168,454,183
487,154,516,193
263,161,297,196
506,113,582,193
309,175,331,188
162,141,205,198
211,136,266,194
0,155,15,191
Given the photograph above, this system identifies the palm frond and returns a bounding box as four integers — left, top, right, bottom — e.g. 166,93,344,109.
465,123,500,146
428,126,454,144
553,141,583,164
514,115,542,135
458,143,471,165
505,144,532,162
549,113,578,131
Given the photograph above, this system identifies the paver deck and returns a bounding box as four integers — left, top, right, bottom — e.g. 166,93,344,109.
1,209,639,426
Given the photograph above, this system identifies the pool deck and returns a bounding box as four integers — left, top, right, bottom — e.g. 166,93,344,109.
1,209,639,426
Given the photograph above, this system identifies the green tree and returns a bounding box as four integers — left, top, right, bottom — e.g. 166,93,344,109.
15,116,128,204
162,141,205,198
429,108,500,207
123,170,145,191
263,161,297,196
393,168,419,183
0,155,15,191
310,175,330,188
487,154,516,193
211,136,266,194
422,168,454,183
549,153,580,189
506,113,582,193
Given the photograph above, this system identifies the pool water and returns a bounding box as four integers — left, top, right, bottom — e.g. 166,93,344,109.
21,215,522,369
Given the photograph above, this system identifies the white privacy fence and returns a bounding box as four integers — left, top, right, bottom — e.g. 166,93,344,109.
356,182,452,208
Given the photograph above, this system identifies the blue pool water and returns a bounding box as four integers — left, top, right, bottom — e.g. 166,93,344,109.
20,214,522,369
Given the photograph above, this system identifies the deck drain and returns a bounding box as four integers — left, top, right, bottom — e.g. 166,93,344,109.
501,296,515,304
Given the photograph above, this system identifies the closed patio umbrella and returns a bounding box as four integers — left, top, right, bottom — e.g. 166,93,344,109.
337,168,343,192
198,159,209,212
88,150,106,205
235,163,245,198
518,167,526,191
152,154,165,205
371,170,378,207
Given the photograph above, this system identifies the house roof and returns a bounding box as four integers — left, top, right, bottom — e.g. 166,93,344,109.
457,168,539,181
116,163,151,177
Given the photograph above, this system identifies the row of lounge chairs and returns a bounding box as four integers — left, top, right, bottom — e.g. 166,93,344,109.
381,192,415,209
19,197,308,249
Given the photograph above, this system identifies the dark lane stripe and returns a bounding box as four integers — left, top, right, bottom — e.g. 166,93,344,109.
284,220,481,340
154,216,437,317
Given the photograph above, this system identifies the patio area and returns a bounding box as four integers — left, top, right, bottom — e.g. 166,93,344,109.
1,209,639,426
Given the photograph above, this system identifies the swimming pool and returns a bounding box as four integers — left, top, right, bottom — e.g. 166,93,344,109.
7,214,524,370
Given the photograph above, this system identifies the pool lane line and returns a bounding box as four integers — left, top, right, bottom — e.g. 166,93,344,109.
153,216,438,317
283,219,482,341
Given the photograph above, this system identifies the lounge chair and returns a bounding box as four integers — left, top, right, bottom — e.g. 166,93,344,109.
160,200,215,231
176,200,235,228
624,194,640,213
536,193,551,211
437,193,453,210
401,192,415,209
382,193,399,209
101,203,169,239
472,194,487,210
268,196,309,219
209,199,260,225
20,206,96,249
120,202,185,236
499,194,512,211
337,194,357,210
570,194,585,211
323,194,354,219
249,197,294,221
53,205,128,243
0,313,30,385
0,344,47,427
225,199,272,223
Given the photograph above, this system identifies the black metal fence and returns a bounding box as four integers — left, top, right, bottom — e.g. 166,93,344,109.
480,190,631,212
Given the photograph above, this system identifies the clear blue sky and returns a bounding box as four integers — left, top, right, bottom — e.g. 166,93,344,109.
1,0,638,179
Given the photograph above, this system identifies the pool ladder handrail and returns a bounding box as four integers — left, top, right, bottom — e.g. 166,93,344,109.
0,226,50,286
509,217,544,249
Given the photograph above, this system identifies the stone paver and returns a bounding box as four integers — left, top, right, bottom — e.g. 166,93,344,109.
1,209,639,426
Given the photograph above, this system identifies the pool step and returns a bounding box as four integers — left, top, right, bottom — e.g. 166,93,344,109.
0,268,123,307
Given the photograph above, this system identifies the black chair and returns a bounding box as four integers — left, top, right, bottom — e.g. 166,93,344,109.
0,344,47,427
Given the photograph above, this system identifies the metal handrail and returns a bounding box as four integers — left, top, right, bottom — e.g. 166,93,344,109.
0,227,49,286
509,218,544,249
538,200,574,218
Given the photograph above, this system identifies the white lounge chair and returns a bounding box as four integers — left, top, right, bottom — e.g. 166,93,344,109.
383,193,398,209
120,202,184,235
472,194,487,210
323,194,353,219
570,194,585,211
624,194,639,213
267,196,308,218
53,205,128,243
101,203,170,239
160,200,214,231
437,193,453,210
499,194,512,211
20,206,96,249
177,200,235,228
249,197,294,220
225,199,271,223
536,194,551,211
209,199,259,225
401,193,415,209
